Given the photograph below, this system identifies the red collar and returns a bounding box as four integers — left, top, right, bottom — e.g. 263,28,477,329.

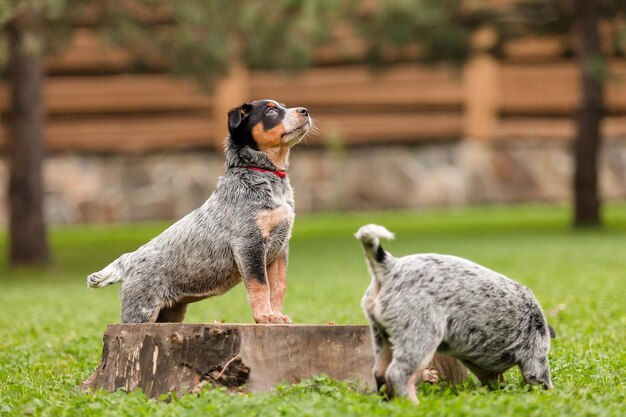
242,166,287,179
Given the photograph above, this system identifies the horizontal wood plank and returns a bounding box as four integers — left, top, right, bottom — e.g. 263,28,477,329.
5,113,622,154
312,112,462,144
0,111,460,153
2,26,625,152
251,64,463,109
0,75,213,115
503,36,565,61
0,114,215,153
498,117,626,140
46,29,133,73
500,62,626,114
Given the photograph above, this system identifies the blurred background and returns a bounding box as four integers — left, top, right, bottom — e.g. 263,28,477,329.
1,0,626,266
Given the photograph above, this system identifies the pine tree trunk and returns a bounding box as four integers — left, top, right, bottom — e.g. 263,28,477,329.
573,0,604,227
5,13,50,266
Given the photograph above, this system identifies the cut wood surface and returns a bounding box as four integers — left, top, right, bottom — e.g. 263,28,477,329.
80,324,468,397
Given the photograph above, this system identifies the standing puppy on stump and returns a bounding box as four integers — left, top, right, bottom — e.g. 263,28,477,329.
87,100,311,324
355,224,555,404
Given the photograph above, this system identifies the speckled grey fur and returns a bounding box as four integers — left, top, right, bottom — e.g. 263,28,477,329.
87,103,309,323
356,224,553,402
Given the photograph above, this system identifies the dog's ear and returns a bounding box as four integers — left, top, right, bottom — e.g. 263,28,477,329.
227,103,253,135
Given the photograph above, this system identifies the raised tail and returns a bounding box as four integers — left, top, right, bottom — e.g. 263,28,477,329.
87,263,122,288
355,224,395,269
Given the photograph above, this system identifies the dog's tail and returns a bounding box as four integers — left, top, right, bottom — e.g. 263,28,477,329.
355,224,395,282
87,261,123,288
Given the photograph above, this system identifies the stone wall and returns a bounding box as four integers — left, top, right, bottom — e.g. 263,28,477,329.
0,139,625,225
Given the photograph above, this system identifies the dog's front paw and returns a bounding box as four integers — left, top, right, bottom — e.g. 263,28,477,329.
277,314,292,324
420,368,440,384
253,314,272,324
254,313,291,324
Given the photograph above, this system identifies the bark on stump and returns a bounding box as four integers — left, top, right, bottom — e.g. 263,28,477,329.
79,323,467,397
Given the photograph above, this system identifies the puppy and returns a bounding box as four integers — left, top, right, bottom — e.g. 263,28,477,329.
87,100,311,324
355,224,554,404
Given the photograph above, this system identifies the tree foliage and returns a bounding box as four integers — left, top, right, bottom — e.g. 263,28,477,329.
1,0,344,81
349,0,626,64
93,0,343,87
0,0,88,65
350,0,473,64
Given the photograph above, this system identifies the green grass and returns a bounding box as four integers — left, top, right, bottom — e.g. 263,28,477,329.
1,203,625,416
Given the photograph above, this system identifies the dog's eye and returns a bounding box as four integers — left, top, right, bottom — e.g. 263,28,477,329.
266,108,278,117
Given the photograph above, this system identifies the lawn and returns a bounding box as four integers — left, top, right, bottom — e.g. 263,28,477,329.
0,203,625,416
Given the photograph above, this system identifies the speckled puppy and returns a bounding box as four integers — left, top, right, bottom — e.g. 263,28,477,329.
355,224,555,404
87,100,311,324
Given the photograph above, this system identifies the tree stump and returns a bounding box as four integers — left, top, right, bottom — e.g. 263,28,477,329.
79,324,467,397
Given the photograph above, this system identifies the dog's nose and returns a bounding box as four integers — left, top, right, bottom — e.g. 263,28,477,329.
297,107,308,116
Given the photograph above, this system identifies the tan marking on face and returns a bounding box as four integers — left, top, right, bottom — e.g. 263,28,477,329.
267,253,288,314
245,279,272,322
252,122,285,149
251,122,293,169
252,105,310,169
257,206,290,241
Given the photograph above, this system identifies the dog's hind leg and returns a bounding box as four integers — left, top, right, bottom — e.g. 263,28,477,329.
368,319,393,395
120,281,161,323
384,356,417,402
384,325,442,404
385,350,437,404
121,302,160,323
156,303,188,323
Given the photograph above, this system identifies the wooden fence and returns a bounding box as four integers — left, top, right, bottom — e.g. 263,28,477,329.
1,29,626,153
